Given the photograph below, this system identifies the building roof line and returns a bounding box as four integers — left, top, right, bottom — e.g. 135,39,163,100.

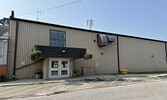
9,17,167,43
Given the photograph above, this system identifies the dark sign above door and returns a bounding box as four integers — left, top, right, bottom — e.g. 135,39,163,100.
35,45,86,59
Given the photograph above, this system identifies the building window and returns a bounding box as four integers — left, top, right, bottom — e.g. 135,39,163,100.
50,30,66,47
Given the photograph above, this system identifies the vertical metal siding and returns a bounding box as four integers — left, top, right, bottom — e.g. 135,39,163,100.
66,30,118,74
15,22,49,78
7,20,119,79
6,20,16,78
7,21,50,79
119,36,167,72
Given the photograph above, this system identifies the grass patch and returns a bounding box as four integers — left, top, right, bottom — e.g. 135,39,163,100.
28,82,45,85
112,73,120,75
37,82,44,84
128,71,167,74
112,71,167,75
5,79,18,82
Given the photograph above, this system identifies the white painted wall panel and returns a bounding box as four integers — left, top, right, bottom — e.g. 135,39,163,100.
0,40,8,65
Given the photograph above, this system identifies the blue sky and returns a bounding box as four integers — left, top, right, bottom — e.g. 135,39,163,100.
0,0,167,41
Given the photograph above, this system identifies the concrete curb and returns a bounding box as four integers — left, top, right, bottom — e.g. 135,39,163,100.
0,75,116,87
0,77,90,87
0,80,65,87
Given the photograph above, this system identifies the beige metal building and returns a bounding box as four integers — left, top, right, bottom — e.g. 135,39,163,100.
3,13,167,79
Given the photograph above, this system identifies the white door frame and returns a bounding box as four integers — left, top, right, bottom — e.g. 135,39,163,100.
49,58,70,78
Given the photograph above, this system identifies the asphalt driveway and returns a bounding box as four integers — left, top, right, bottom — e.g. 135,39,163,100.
0,74,167,99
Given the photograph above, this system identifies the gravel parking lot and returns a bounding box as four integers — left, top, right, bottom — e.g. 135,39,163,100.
0,74,167,99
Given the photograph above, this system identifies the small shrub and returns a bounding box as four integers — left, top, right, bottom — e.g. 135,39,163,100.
30,50,42,61
72,73,78,78
0,74,6,82
83,53,93,60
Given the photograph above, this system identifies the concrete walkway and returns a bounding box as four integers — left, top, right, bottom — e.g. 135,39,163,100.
1,74,166,87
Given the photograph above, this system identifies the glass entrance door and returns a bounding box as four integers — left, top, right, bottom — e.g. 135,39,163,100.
49,59,69,78
60,60,69,77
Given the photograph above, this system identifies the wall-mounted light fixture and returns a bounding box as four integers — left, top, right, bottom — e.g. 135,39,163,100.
62,50,66,53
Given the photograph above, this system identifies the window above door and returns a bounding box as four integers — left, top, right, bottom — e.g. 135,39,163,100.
50,30,66,47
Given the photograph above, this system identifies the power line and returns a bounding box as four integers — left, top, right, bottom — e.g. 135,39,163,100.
42,0,83,12
18,0,83,17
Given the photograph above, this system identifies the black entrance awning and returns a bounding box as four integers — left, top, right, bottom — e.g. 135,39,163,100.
35,45,86,59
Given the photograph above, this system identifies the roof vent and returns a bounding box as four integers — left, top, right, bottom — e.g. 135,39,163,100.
97,34,108,47
10,11,15,19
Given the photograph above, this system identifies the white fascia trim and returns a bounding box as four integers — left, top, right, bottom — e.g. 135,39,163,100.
0,36,9,40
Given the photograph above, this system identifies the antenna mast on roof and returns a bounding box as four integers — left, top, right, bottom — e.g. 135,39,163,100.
87,18,94,30
37,9,41,21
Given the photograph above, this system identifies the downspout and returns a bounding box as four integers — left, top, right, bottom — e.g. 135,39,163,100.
117,35,120,73
165,42,167,63
13,20,19,79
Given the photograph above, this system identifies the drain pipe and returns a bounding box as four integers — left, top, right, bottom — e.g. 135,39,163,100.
117,35,120,73
165,42,167,63
11,11,19,79
12,20,18,79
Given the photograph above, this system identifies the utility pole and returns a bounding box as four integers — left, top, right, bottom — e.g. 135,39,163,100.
37,9,41,21
87,18,94,30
